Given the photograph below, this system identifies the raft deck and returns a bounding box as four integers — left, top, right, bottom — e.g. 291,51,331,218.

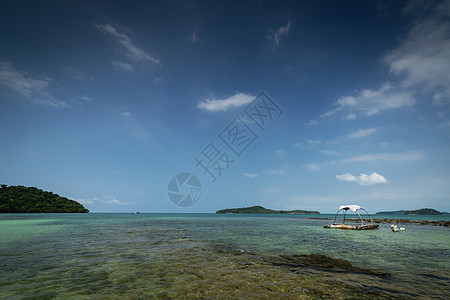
323,223,379,230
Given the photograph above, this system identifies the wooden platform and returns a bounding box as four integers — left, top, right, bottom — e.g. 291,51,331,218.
324,223,380,230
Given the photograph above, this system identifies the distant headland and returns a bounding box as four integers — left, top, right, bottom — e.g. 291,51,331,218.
216,205,320,214
376,208,449,215
0,184,89,213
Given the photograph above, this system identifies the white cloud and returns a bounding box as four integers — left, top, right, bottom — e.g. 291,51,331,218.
358,172,389,186
94,23,160,66
336,172,388,186
347,128,376,139
320,1,450,122
275,149,286,156
197,92,255,111
320,150,340,155
384,1,450,105
320,107,341,118
102,195,129,205
0,61,69,107
112,61,133,71
335,83,415,116
346,113,356,120
267,20,291,50
342,150,424,163
121,111,133,120
243,172,258,178
263,187,284,194
78,95,92,101
71,95,92,105
189,30,198,42
307,139,319,144
72,198,93,205
304,163,320,171
119,111,149,140
269,168,287,175
105,199,128,205
72,195,129,206
336,173,357,182
304,119,317,126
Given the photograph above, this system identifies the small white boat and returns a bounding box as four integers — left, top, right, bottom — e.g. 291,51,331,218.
324,204,379,230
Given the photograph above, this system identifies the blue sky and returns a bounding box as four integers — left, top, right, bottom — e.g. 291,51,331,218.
1,0,449,213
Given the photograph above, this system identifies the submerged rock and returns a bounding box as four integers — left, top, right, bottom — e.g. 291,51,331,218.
264,254,391,277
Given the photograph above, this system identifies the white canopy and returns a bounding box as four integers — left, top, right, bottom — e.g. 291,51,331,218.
338,205,363,213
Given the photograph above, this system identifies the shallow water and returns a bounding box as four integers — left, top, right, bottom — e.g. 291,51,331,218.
0,213,449,299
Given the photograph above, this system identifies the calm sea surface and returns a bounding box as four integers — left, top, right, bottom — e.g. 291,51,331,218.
0,213,449,299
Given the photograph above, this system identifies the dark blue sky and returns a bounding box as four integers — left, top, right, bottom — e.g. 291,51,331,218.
1,0,449,212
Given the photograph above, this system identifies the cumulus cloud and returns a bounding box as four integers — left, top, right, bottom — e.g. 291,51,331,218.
347,128,376,139
336,172,388,186
94,23,160,66
267,20,291,50
197,92,255,111
242,172,258,178
0,61,68,107
336,173,357,182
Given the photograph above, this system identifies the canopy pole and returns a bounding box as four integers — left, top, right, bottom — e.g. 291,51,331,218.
361,208,374,224
333,209,341,224
356,211,365,224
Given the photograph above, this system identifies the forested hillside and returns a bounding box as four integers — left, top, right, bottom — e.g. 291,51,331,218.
0,185,89,213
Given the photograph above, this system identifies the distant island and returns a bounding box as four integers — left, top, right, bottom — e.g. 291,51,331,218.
216,205,320,214
0,184,89,213
376,208,448,215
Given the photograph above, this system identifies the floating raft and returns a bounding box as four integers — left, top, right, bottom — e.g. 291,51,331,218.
324,223,379,230
324,204,379,230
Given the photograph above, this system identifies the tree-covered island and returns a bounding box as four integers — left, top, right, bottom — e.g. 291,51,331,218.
216,205,319,214
376,208,447,215
0,185,89,213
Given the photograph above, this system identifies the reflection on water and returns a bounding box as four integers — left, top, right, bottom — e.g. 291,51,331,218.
0,213,449,299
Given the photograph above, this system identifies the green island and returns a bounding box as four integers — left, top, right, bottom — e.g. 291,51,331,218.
376,208,448,215
0,185,89,213
216,205,319,214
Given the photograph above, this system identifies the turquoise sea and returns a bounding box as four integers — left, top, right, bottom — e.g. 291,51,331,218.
0,213,449,299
